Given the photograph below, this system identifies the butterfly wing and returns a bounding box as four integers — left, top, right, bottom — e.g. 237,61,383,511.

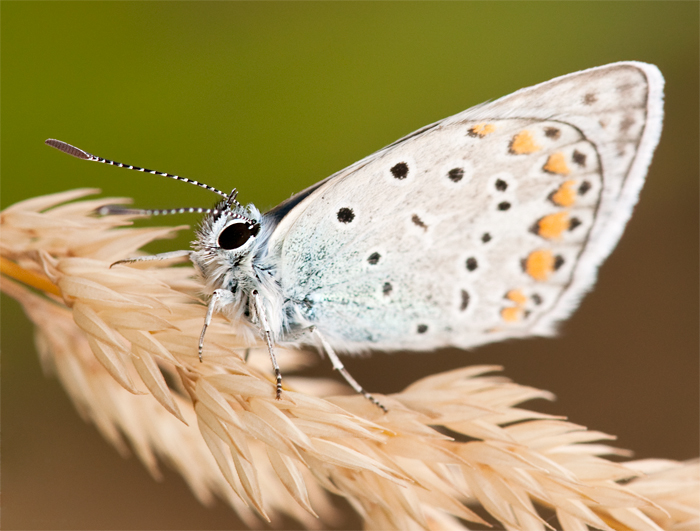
266,62,664,353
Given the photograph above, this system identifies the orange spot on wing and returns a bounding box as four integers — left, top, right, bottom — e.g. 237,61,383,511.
502,289,528,323
469,123,496,137
543,152,570,175
525,249,555,281
537,212,570,239
509,130,541,154
506,289,527,305
550,180,577,207
501,306,523,322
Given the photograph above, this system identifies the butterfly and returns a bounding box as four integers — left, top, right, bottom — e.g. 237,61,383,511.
46,61,664,411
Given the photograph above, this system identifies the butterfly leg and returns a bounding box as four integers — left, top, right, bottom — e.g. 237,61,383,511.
110,250,192,268
199,288,235,362
311,328,387,413
251,290,283,400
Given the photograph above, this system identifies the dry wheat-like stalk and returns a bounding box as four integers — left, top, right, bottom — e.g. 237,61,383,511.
2,189,698,530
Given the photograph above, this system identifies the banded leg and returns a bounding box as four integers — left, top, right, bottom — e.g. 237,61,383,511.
252,290,283,400
110,249,192,268
199,289,235,362
312,328,387,413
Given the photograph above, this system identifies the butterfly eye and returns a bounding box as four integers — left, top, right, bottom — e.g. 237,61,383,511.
217,221,260,250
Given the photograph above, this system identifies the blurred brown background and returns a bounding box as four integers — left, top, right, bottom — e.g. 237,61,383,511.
2,2,697,529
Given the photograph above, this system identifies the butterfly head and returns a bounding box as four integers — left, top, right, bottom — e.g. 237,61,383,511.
192,191,266,293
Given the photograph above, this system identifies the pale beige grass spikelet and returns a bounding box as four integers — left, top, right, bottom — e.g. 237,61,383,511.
2,189,698,530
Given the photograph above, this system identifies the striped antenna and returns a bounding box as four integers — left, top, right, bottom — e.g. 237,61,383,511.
45,139,229,199
96,205,222,217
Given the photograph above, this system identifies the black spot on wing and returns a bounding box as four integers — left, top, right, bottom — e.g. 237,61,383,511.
337,207,355,223
572,150,587,167
448,168,464,182
390,162,409,180
460,290,470,311
411,214,427,230
382,282,393,296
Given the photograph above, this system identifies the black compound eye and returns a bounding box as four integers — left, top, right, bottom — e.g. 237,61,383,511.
218,221,259,250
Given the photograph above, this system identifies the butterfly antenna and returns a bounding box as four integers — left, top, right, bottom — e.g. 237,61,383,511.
96,205,224,217
45,139,229,199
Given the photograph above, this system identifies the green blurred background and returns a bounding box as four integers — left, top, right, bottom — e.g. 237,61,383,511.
2,2,697,529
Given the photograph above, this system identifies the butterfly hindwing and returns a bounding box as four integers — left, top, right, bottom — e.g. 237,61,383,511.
269,62,663,354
